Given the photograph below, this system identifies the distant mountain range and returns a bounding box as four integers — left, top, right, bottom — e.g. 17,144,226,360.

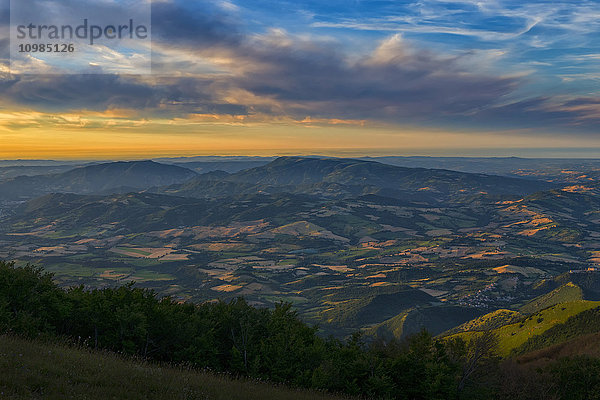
0,156,554,203
158,156,554,202
0,160,197,200
0,156,566,245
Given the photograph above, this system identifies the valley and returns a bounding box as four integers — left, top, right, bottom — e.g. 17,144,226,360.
2,156,600,338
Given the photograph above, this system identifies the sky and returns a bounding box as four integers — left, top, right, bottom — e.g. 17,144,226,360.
2,0,600,159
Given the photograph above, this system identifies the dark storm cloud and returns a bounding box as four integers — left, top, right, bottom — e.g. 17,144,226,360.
227,35,521,122
0,74,246,116
1,75,156,110
151,1,242,48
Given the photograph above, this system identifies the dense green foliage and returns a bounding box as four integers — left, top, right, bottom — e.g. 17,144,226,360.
497,355,600,400
548,356,600,400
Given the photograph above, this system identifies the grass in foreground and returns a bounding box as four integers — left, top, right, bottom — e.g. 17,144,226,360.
0,335,347,400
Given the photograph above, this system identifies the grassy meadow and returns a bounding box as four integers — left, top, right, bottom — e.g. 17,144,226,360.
0,335,347,400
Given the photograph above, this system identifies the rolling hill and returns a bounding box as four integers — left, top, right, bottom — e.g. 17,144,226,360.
5,192,199,232
321,287,438,328
514,305,600,355
440,278,600,356
367,305,484,340
0,161,197,200
1,191,330,235
446,300,600,356
442,309,524,336
158,157,554,201
519,283,584,315
0,164,83,180
171,160,271,173
531,272,600,303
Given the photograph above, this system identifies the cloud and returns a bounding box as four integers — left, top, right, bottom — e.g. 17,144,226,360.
219,31,520,124
461,96,600,132
0,1,521,125
151,0,242,48
0,0,599,137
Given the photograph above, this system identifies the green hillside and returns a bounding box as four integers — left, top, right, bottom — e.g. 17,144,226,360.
0,335,344,400
448,300,600,356
443,309,523,335
514,306,600,355
519,282,583,315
